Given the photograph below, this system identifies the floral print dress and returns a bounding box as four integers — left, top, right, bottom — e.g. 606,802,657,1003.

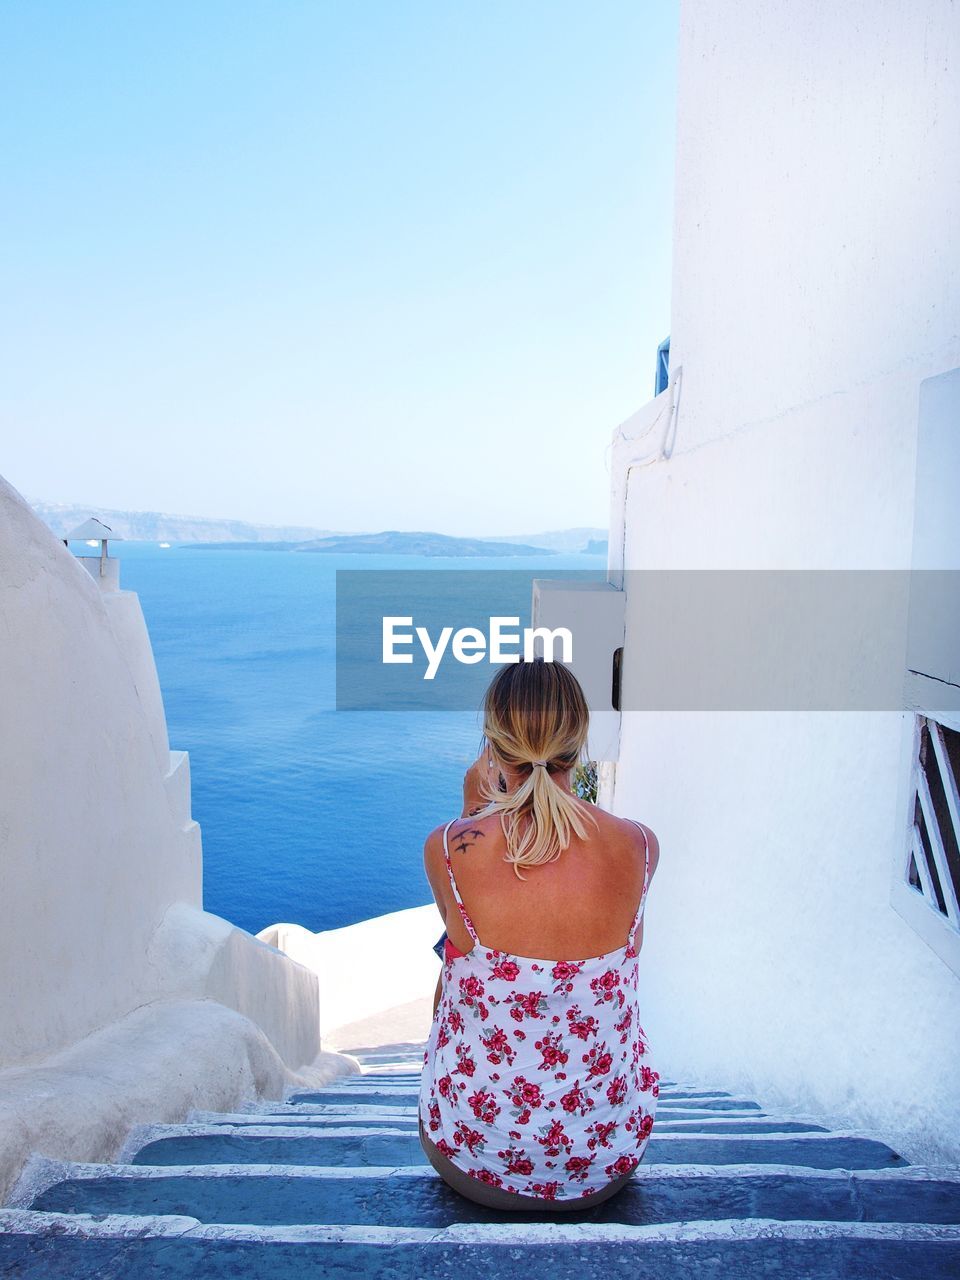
419,818,659,1201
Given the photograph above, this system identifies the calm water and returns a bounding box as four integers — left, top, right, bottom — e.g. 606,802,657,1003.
115,543,604,936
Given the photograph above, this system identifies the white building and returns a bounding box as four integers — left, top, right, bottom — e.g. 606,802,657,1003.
0,480,361,1199
607,0,960,1165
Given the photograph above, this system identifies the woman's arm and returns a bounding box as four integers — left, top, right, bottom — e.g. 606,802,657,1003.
424,753,494,1013
461,751,499,816
424,827,450,1014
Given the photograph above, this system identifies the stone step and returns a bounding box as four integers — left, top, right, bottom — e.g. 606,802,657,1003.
353,1073,425,1083
346,1074,681,1088
288,1089,420,1107
287,1088,752,1107
125,1125,909,1171
188,1109,825,1136
351,1073,423,1082
215,1103,771,1121
1,1210,958,1280
349,1055,427,1069
21,1159,960,1229
190,1110,422,1129
268,1099,766,1118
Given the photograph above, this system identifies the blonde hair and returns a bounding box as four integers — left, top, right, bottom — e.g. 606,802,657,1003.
476,659,597,877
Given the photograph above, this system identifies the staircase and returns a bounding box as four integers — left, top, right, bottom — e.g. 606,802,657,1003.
2,1039,959,1278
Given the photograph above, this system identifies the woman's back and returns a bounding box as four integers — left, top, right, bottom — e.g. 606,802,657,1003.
433,805,657,962
418,809,661,1201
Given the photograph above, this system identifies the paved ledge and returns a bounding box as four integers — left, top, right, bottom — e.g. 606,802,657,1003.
325,995,434,1055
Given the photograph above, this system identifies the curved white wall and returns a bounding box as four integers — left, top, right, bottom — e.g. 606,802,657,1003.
0,479,203,1064
611,0,960,1165
0,478,351,1197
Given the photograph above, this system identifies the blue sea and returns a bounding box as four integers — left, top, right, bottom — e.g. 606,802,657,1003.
114,543,605,936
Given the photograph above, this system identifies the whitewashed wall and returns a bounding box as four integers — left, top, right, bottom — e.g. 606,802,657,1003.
611,0,960,1164
260,904,442,1039
0,479,352,1198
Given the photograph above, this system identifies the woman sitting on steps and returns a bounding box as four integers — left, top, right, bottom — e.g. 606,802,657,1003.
418,658,661,1210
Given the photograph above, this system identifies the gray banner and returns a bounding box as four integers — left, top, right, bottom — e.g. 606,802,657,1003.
335,569,958,713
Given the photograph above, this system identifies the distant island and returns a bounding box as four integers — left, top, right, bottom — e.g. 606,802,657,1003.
487,527,607,554
30,500,339,545
30,499,607,555
186,530,558,557
304,531,557,556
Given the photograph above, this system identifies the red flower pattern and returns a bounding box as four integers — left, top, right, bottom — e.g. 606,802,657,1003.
536,1117,573,1156
606,1074,628,1106
420,855,656,1202
639,1064,659,1094
534,1030,569,1071
560,1081,595,1118
499,1147,536,1177
565,1005,600,1041
508,990,548,1022
583,1042,614,1080
481,1026,515,1067
564,1153,595,1181
586,1119,618,1150
468,1088,501,1124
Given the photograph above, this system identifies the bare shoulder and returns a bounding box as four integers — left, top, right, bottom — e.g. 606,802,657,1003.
422,819,465,911
423,821,447,866
424,814,496,867
596,809,660,878
446,811,499,857
422,824,447,894
632,819,661,878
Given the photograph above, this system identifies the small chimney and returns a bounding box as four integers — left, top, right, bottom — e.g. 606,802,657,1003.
66,517,124,590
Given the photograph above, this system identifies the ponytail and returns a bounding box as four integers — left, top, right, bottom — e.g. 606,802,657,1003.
477,660,598,878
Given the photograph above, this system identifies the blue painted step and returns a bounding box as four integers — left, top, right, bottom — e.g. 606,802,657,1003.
212,1116,819,1136
1,1232,958,1280
285,1091,420,1108
30,1168,960,1228
287,1090,760,1109
130,1129,908,1170
198,1115,421,1130
5,1048,949,1280
339,1075,424,1085
209,1114,826,1135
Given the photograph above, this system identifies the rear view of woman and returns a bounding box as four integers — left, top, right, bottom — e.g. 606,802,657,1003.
418,658,660,1209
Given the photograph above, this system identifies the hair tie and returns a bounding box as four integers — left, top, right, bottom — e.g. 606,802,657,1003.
531,760,549,768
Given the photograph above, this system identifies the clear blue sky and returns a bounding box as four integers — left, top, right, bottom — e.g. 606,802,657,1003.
1,1,677,536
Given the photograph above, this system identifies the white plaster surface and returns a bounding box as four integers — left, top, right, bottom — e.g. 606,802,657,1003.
148,904,322,1070
668,0,960,458
0,477,202,1066
259,904,442,1038
0,999,355,1202
608,0,960,1166
0,477,354,1198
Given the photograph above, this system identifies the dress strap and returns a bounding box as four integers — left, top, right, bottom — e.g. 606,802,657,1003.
441,819,481,945
626,820,651,950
